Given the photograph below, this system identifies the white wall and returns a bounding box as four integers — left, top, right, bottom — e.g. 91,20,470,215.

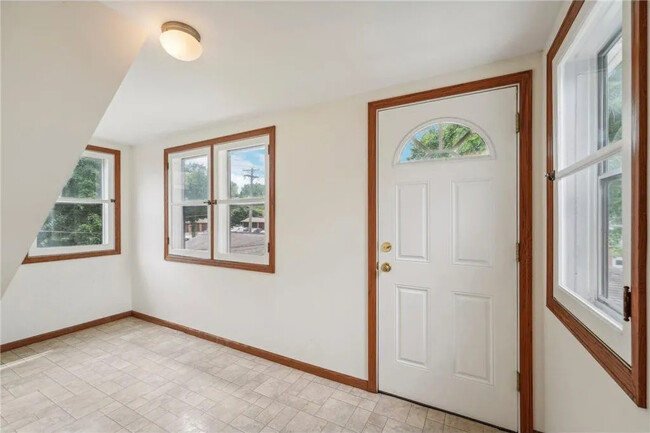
0,1,145,293
131,52,547,427
0,141,134,344
540,2,650,432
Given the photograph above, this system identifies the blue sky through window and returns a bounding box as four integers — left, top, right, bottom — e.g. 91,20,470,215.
229,146,266,190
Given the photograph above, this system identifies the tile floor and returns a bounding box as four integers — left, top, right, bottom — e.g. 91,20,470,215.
1,318,505,433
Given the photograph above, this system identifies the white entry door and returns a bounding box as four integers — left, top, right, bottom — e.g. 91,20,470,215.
377,86,519,430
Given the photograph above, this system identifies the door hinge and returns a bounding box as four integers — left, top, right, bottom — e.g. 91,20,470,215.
517,371,520,392
623,286,632,322
516,112,520,133
267,243,271,253
516,242,520,262
167,236,170,245
167,162,169,170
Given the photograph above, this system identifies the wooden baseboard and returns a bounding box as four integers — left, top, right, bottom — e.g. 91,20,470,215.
131,311,369,391
0,311,132,352
1,309,369,392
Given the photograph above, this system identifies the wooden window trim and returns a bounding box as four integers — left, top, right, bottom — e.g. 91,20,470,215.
546,0,647,407
367,70,534,432
23,145,121,264
164,126,276,273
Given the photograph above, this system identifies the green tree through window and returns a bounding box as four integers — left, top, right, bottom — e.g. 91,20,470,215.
399,122,489,163
37,157,105,247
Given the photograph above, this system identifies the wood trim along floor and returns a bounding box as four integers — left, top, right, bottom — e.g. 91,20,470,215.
131,311,368,390
1,310,369,392
0,311,132,352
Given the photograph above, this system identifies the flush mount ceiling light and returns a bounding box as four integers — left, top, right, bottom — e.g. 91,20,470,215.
160,21,202,62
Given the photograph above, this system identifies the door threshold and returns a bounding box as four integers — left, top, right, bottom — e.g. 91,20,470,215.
379,391,516,433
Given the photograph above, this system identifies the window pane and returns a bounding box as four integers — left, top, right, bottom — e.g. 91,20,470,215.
600,173,623,314
605,37,623,144
171,205,209,251
557,155,624,323
398,122,488,163
60,157,103,199
171,154,209,202
229,146,266,199
229,204,265,255
36,203,104,247
555,1,622,170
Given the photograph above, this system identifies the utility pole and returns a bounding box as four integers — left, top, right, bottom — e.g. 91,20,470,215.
242,167,259,232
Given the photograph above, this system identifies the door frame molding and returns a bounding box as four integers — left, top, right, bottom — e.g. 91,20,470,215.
367,71,533,432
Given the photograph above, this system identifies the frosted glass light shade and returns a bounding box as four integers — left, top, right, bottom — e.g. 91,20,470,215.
160,22,202,62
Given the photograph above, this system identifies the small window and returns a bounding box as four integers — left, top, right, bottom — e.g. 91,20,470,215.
24,145,120,263
165,127,275,273
398,121,489,163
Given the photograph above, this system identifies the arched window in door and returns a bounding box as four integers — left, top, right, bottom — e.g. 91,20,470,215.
397,121,491,163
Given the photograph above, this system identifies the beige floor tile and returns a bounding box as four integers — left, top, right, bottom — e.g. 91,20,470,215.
426,409,445,424
322,422,344,433
361,423,382,433
207,395,250,423
230,414,266,433
267,406,299,431
15,406,73,433
344,407,371,433
423,419,444,433
276,393,310,411
298,382,335,405
406,405,427,428
444,415,484,433
315,397,356,426
330,389,361,406
255,378,291,399
372,395,411,423
282,410,328,433
358,398,376,412
383,418,423,433
56,413,123,433
443,426,465,433
107,404,146,427
366,413,387,428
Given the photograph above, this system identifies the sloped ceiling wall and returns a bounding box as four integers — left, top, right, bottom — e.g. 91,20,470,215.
1,1,145,294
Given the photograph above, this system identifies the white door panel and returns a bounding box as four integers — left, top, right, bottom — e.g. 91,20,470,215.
377,87,518,430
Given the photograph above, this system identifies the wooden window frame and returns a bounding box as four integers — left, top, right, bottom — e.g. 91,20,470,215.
164,126,276,273
23,145,121,264
546,0,647,407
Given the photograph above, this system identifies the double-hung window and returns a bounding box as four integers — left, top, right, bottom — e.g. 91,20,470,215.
165,127,275,272
25,145,120,262
548,0,646,405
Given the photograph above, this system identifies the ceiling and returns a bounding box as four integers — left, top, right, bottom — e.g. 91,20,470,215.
95,1,561,145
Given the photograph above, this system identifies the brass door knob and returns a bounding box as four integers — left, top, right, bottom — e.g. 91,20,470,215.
380,263,392,272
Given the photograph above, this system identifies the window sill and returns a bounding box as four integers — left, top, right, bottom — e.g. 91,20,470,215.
23,248,121,264
164,254,275,273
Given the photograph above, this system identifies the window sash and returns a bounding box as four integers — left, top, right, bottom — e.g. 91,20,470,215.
214,137,269,264
27,148,117,258
168,204,211,259
167,148,212,258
